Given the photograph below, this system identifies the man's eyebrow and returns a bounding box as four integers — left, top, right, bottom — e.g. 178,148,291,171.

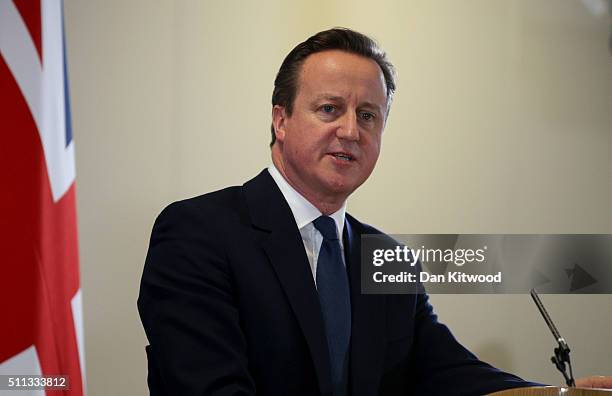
360,101,383,111
312,95,384,111
312,94,345,102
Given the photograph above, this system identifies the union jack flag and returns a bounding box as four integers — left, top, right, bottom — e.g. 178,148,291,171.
0,1,85,395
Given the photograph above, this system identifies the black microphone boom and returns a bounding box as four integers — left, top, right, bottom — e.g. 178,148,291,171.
530,288,576,387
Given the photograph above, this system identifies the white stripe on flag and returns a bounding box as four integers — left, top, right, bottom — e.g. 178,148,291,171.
72,289,87,394
0,0,75,202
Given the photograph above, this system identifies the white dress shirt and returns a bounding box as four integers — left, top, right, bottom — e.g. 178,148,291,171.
267,164,347,287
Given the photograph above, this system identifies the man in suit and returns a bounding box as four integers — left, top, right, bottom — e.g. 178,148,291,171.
138,28,578,395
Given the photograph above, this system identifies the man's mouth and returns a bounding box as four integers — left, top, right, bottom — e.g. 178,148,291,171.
329,152,354,161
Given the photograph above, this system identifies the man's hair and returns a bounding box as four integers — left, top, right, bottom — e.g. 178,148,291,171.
270,27,396,146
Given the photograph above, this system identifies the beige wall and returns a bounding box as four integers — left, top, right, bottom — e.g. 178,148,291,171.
64,0,612,394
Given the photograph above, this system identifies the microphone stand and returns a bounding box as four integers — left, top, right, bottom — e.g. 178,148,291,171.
530,288,576,387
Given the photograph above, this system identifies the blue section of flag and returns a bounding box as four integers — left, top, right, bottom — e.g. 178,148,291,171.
61,3,72,147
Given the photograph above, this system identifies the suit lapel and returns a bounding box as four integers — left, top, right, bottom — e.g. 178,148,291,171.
243,170,333,395
344,217,386,396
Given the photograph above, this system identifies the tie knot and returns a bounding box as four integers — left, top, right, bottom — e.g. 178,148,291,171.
313,216,339,241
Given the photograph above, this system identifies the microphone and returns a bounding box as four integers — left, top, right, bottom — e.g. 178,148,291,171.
530,288,576,387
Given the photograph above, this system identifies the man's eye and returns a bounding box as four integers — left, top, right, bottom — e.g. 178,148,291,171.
360,111,375,121
321,104,335,113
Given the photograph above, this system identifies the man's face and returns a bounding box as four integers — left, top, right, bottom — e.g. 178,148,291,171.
273,50,388,208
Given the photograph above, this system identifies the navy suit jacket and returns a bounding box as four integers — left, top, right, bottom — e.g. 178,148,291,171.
138,169,537,395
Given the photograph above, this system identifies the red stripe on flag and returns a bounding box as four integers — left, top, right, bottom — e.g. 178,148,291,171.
1,41,83,396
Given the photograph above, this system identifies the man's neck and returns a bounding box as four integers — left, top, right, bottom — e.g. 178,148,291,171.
271,156,346,215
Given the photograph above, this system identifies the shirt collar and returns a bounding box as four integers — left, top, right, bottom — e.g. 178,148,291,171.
268,164,346,238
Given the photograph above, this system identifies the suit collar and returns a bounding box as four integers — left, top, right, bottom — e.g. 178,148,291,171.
243,170,334,395
243,169,295,232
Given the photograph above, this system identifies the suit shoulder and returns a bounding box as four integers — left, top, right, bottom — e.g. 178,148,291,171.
165,185,245,215
154,185,247,231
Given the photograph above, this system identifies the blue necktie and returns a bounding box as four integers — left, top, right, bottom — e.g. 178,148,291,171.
313,216,351,396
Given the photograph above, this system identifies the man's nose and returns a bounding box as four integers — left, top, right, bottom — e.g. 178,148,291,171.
336,111,359,141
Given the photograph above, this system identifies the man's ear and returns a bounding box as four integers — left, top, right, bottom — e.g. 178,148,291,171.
272,105,288,143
